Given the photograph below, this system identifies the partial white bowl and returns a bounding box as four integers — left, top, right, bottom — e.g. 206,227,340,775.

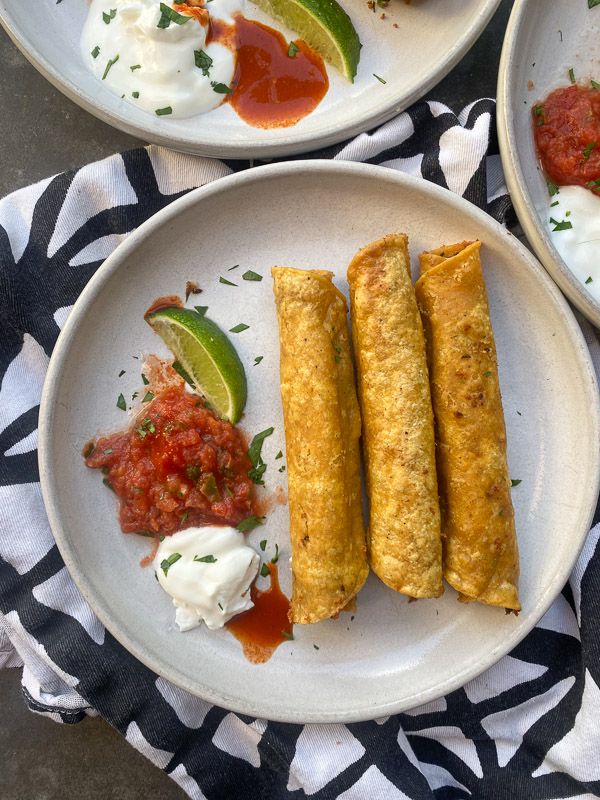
1,0,499,158
39,160,600,723
497,0,600,326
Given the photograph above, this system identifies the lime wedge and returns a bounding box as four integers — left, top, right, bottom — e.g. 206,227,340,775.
252,0,362,81
146,306,247,424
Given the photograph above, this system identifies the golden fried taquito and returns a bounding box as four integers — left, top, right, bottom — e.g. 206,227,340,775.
416,240,520,611
272,267,369,624
347,234,443,599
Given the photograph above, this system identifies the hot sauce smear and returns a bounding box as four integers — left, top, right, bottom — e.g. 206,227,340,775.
227,563,293,663
533,85,600,193
209,16,329,128
85,384,256,535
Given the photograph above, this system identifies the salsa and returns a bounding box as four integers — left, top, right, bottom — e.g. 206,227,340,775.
533,85,600,194
85,384,256,535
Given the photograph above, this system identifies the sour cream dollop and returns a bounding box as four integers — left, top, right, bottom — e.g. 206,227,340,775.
81,0,242,118
155,526,259,631
546,185,600,300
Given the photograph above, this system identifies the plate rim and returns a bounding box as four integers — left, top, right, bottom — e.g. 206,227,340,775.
0,0,500,159
496,0,600,327
38,159,600,722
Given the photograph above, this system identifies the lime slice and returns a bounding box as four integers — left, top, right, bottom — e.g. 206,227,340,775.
252,0,362,82
146,306,247,424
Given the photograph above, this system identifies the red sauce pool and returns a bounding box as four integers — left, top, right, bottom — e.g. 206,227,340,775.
533,85,600,194
227,563,292,663
84,384,256,535
210,16,329,128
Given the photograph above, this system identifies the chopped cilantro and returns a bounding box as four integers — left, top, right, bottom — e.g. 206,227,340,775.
253,356,264,366
511,479,522,487
193,554,218,563
155,106,173,116
242,270,263,281
592,80,600,90
157,3,191,28
130,64,141,71
373,74,387,84
546,179,559,197
259,539,267,551
237,515,265,532
248,428,274,485
281,630,294,640
102,9,116,24
568,67,576,84
583,141,597,160
142,391,154,403
102,477,115,492
102,54,120,81
141,373,149,385
586,276,594,284
229,323,249,333
160,552,182,576
275,451,283,459
194,49,213,76
116,393,126,411
132,91,140,99
118,369,126,377
91,46,100,59
260,563,270,577
211,81,232,94
549,217,573,232
288,41,299,58
195,306,208,317
219,276,237,286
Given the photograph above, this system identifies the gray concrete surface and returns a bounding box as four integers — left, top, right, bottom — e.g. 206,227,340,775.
0,668,185,800
0,2,513,797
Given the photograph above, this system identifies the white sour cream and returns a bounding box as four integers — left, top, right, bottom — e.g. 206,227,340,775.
81,0,242,118
155,526,259,631
546,185,600,300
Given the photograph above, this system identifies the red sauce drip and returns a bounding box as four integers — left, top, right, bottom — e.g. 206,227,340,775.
533,85,600,194
85,384,256,535
227,563,292,663
144,295,183,316
209,16,329,129
173,3,208,25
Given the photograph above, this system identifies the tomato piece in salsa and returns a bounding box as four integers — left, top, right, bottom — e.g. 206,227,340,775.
85,385,256,535
533,85,600,193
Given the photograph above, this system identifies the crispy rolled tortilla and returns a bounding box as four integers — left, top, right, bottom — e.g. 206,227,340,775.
272,267,369,624
415,241,520,611
347,234,443,598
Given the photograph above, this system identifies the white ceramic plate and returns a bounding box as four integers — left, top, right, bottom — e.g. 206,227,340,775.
0,0,500,158
497,0,600,326
39,161,600,723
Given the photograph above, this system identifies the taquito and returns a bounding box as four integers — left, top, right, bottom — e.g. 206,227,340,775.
347,234,443,599
415,240,520,611
272,267,369,624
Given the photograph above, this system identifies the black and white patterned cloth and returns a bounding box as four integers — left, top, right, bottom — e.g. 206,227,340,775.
2,99,600,799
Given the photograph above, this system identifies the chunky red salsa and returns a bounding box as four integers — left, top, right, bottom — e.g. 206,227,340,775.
85,384,256,535
533,85,600,194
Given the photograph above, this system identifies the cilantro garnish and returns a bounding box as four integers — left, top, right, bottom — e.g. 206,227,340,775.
373,74,386,84
155,106,173,116
194,49,213,76
229,323,249,333
102,54,120,81
288,42,299,58
242,270,262,281
157,3,190,28
211,82,232,94
116,393,126,411
237,516,265,532
102,9,116,24
193,554,218,563
160,552,182,576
